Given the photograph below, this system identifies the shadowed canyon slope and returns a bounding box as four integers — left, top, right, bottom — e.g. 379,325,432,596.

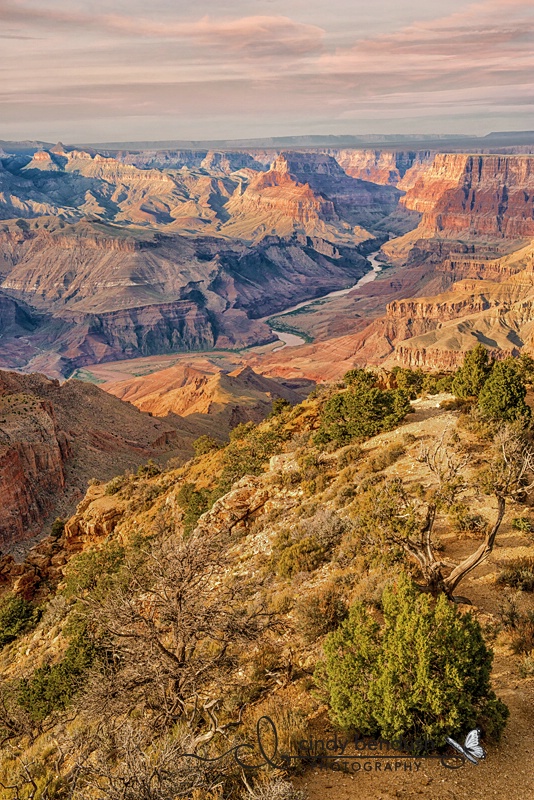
0,369,205,549
384,154,534,264
1,145,534,384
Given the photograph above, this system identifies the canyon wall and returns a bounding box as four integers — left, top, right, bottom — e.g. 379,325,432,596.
330,149,432,186
0,369,206,548
385,154,534,264
406,154,534,234
0,217,373,376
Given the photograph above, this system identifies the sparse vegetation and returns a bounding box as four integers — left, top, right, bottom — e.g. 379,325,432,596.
314,370,411,448
3,360,533,795
512,516,534,533
176,481,211,535
295,584,348,643
17,631,96,722
62,542,126,598
105,474,127,495
479,359,531,423
452,343,493,399
0,595,38,649
193,434,222,456
497,557,534,591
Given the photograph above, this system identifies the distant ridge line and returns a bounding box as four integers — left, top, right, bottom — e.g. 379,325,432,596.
2,131,534,156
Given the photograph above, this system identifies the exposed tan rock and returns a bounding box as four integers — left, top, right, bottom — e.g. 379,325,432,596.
0,215,373,377
222,152,399,243
64,486,126,553
104,364,310,435
331,149,432,186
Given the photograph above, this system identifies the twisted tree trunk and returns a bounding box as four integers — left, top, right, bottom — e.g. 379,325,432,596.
443,495,506,595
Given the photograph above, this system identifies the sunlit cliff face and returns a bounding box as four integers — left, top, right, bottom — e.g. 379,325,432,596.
1,0,533,141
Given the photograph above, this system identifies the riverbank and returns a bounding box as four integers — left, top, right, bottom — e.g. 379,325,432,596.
268,250,383,351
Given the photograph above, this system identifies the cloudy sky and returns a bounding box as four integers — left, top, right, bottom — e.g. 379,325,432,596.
1,0,533,143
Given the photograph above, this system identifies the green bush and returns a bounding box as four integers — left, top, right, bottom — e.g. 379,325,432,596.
104,475,126,495
17,633,96,722
452,344,493,399
274,534,326,579
391,367,424,399
269,397,291,417
422,372,454,394
343,369,377,389
497,557,534,591
136,459,162,478
478,359,531,424
63,542,125,598
193,435,222,457
512,516,534,533
516,353,534,386
50,517,66,539
314,386,411,448
0,594,38,648
214,423,290,499
176,482,211,535
317,575,508,743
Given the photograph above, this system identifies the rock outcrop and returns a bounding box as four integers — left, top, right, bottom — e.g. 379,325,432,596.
0,391,68,546
331,149,433,186
0,215,375,376
1,143,413,377
217,152,401,242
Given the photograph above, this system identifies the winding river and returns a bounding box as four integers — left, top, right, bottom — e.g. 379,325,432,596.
269,250,383,351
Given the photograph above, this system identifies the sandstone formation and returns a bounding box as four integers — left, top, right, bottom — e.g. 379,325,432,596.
0,146,410,376
330,149,432,187
104,363,312,430
223,152,401,243
0,214,376,376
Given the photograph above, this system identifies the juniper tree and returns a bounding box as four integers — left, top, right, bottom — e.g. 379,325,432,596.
478,358,531,424
318,575,509,744
351,426,534,597
452,344,493,399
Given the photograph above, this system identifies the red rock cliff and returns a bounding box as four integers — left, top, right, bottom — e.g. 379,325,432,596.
400,153,534,240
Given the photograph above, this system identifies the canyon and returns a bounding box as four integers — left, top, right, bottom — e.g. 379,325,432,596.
0,146,409,377
0,140,532,391
0,362,305,549
1,141,534,453
242,153,534,379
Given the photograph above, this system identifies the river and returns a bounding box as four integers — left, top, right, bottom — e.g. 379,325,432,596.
269,250,383,351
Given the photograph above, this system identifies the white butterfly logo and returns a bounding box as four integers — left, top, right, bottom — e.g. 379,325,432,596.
445,728,486,765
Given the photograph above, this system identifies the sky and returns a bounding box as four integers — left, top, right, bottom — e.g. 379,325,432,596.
1,0,533,143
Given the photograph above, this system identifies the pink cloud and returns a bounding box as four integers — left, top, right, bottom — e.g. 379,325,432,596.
320,0,534,80
0,3,323,57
